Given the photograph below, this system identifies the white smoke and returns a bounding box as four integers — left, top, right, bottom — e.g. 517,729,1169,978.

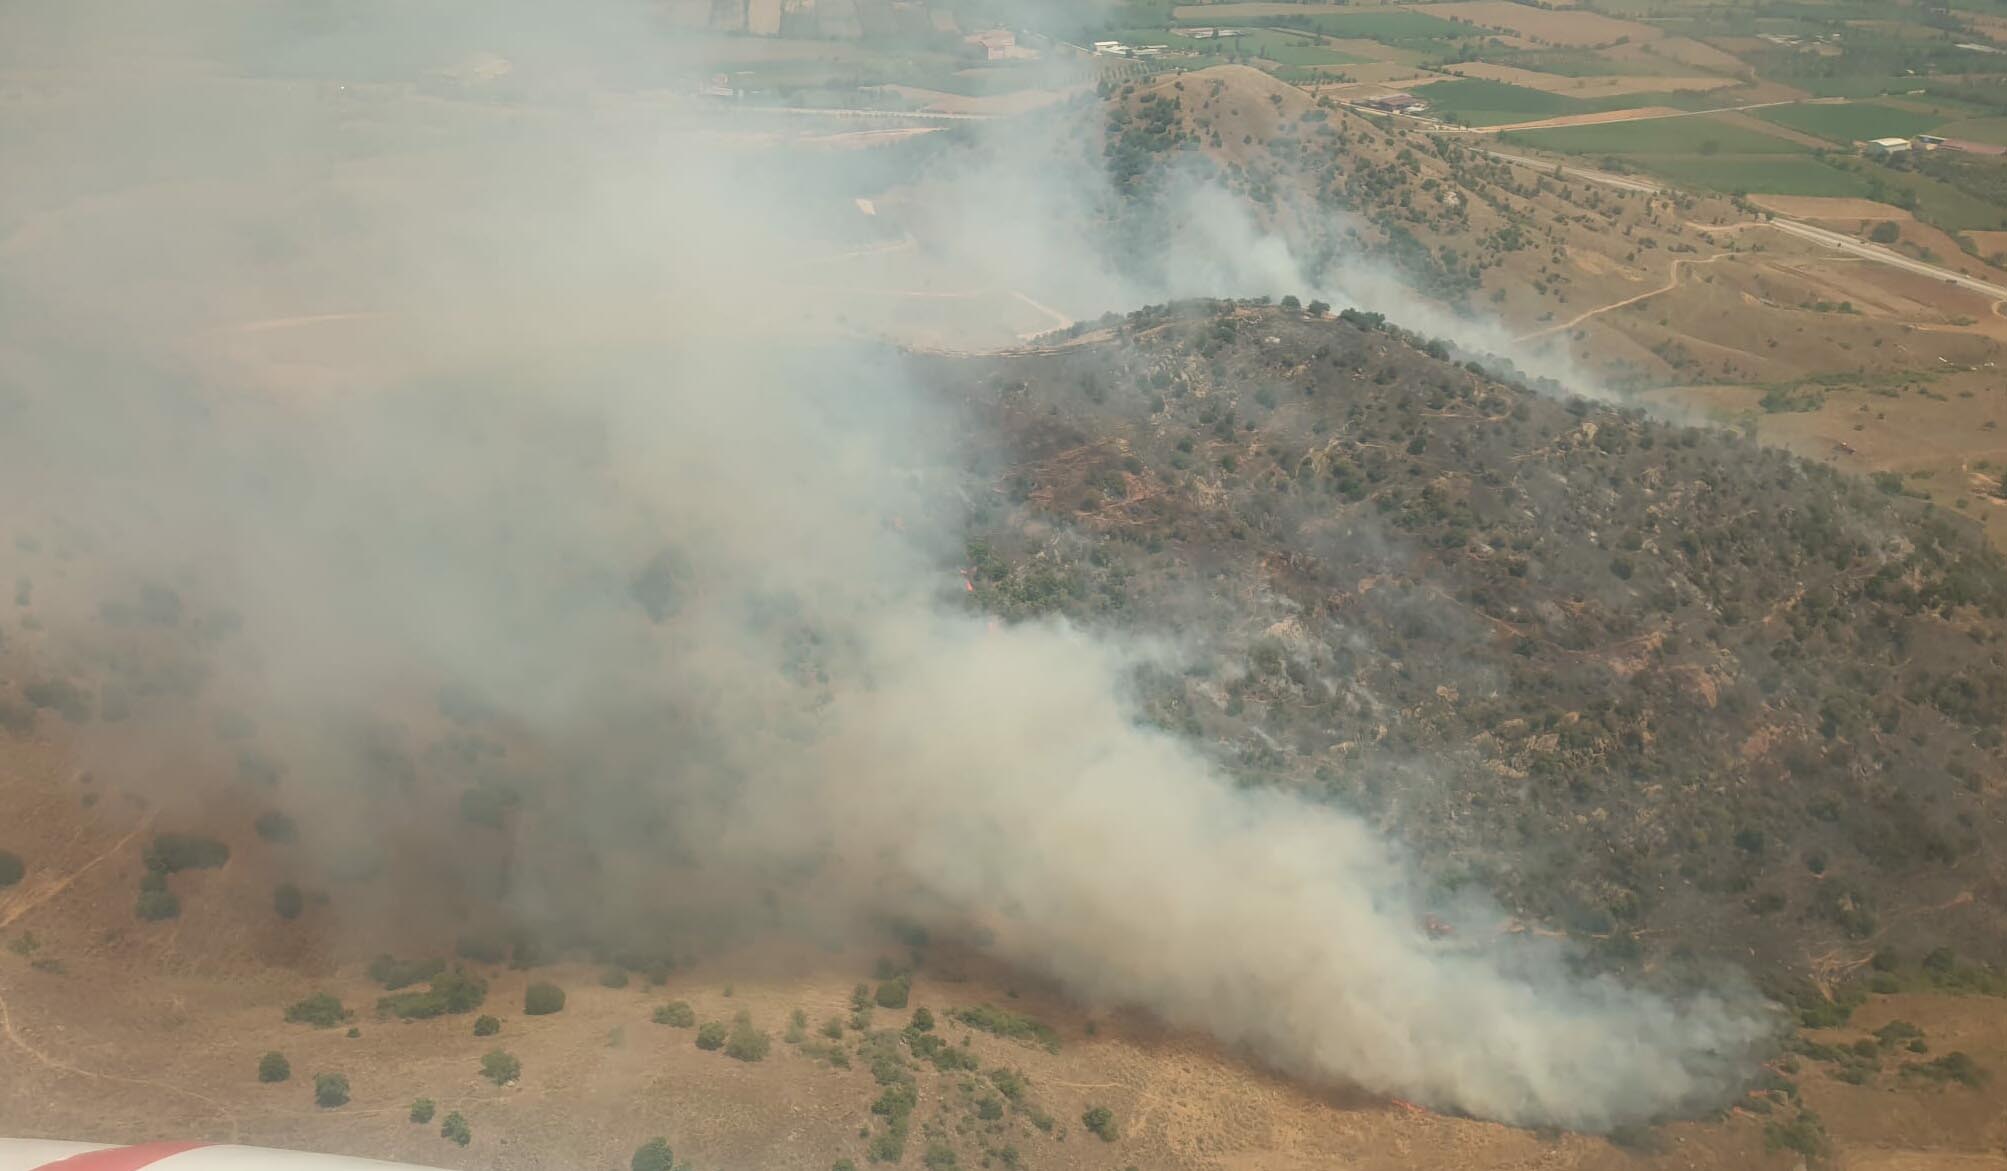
0,0,1770,1134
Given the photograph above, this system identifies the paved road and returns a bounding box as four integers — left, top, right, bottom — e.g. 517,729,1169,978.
1762,218,2007,300
1474,148,2007,299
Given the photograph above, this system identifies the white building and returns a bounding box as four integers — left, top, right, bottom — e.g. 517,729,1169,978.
1865,137,1912,156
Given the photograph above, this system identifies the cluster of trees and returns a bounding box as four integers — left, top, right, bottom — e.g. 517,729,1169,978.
134,832,230,923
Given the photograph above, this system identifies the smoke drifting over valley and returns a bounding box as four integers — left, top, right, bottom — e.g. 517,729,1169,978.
0,0,1768,1135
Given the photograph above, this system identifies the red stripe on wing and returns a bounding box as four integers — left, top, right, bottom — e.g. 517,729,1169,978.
35,1142,211,1170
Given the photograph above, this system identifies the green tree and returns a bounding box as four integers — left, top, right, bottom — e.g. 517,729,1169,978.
410,1098,435,1124
910,1006,934,1032
524,981,566,1015
473,1014,500,1037
1870,221,1901,244
440,1112,471,1147
653,1001,695,1027
285,993,349,1028
143,833,228,874
257,1052,290,1084
1082,1105,1117,1141
273,883,304,921
725,1016,771,1063
874,975,910,1009
0,850,23,888
695,1021,728,1051
313,1072,350,1108
480,1049,521,1085
631,1138,674,1171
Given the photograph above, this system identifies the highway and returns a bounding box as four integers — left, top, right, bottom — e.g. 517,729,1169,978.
1473,148,2007,300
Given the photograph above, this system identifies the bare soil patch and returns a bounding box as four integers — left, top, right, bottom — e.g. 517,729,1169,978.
1749,196,1916,222
1481,105,1687,132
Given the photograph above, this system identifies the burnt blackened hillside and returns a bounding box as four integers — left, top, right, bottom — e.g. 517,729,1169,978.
931,300,2007,988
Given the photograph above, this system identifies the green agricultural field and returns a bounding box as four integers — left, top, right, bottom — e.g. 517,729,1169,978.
1501,110,1879,197
1755,101,1946,145
1503,114,1810,156
1102,27,1365,66
1481,47,1710,78
1934,117,2007,147
1254,8,1475,49
1201,29,1367,66
1865,164,2007,232
1646,156,1874,197
1421,79,1585,126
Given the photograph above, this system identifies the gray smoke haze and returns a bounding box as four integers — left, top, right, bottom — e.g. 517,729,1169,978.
0,0,1768,1133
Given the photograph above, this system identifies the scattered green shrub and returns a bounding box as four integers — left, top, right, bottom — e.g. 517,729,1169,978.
1082,1105,1117,1141
631,1137,673,1171
143,833,228,874
273,883,304,921
874,976,910,1010
286,993,350,1028
725,1016,771,1063
909,1006,933,1032
1765,1110,1825,1158
0,850,23,888
410,1098,435,1124
473,1014,500,1037
258,1052,290,1083
441,1112,471,1147
951,1005,1060,1052
1907,1051,1988,1087
368,955,446,990
653,1001,695,1027
377,969,487,1019
600,967,630,989
695,1021,727,1051
480,1049,520,1085
313,1072,350,1108
524,981,566,1015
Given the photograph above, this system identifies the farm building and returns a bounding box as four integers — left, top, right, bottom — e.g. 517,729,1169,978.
1865,137,1912,156
965,28,1036,60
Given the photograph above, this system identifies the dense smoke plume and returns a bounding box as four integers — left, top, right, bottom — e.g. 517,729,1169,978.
0,0,1766,1133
